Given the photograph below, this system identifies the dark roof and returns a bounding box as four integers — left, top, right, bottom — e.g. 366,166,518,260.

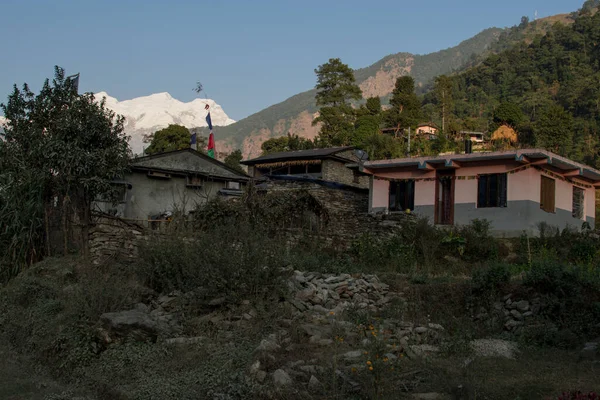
130,148,249,180
363,148,600,184
241,146,354,165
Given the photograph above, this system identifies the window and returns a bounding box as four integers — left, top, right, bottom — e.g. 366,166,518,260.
226,181,240,190
306,163,322,174
289,164,306,175
186,175,203,188
389,180,415,212
477,173,507,208
572,186,584,219
540,175,556,213
353,170,360,184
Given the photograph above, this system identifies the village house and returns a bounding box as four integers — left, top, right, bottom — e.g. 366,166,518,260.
241,146,370,189
94,148,249,221
416,122,439,140
362,149,599,236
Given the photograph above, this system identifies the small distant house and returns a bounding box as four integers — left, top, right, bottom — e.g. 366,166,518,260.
241,147,369,188
416,123,439,139
95,148,249,221
461,131,486,143
362,149,600,236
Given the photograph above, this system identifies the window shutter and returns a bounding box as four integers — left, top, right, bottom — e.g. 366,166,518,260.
407,180,415,211
541,176,556,213
499,173,508,207
477,175,488,207
389,182,397,211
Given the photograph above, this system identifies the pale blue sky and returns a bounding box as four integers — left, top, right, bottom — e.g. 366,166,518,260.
0,0,585,120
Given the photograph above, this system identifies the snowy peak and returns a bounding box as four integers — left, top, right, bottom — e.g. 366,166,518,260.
94,91,235,155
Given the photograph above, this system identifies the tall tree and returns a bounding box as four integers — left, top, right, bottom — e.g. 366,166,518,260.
0,66,129,268
224,149,245,173
312,58,362,147
534,104,574,155
384,76,422,133
434,75,454,134
261,133,314,155
145,124,191,155
353,97,382,147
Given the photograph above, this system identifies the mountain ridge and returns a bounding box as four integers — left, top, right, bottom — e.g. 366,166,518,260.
204,27,505,158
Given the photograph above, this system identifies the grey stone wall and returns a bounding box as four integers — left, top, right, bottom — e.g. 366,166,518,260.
89,216,144,265
322,159,369,189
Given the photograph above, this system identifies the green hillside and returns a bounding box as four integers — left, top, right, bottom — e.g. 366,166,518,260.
206,27,504,150
425,2,600,166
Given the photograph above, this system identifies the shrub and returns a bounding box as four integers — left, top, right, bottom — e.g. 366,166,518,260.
456,219,499,262
471,262,511,293
135,221,288,301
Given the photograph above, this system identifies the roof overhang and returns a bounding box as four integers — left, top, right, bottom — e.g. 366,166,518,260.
362,149,600,184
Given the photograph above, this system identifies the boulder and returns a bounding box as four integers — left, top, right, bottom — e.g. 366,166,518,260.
308,375,322,391
470,339,518,359
272,369,292,387
580,341,599,360
99,309,160,343
515,300,530,312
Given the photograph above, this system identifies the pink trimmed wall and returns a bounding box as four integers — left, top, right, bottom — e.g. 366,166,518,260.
415,180,435,206
371,178,389,209
509,167,538,202
455,179,477,204
585,186,596,219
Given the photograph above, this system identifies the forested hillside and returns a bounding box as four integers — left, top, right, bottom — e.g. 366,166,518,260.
423,2,600,166
208,27,504,157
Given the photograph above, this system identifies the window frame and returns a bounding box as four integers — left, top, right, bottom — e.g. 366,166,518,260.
572,186,585,220
389,179,415,212
477,173,507,208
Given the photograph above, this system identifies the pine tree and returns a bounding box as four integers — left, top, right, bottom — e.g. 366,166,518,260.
384,76,422,133
312,58,362,147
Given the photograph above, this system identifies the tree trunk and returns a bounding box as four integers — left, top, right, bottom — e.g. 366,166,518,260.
44,204,51,257
62,196,69,256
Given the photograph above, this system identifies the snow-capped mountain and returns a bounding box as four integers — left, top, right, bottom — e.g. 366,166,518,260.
94,92,235,155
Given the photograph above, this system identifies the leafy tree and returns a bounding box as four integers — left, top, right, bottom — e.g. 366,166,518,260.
145,124,190,155
493,101,524,128
434,75,454,134
384,76,422,133
312,58,362,147
261,133,314,155
353,97,383,147
534,104,574,155
224,149,245,173
361,133,406,160
365,97,382,116
0,66,129,271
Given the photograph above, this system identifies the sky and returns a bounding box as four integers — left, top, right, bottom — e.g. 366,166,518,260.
0,0,586,121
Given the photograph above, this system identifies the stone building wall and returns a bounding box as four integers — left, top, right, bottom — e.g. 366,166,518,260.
321,159,369,189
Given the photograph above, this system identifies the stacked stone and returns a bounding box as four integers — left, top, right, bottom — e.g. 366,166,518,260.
89,218,143,265
473,294,542,331
287,271,397,314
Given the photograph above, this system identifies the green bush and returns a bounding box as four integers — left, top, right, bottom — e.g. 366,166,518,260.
456,219,499,262
135,222,288,301
471,262,511,293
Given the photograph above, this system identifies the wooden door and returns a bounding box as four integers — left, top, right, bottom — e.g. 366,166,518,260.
435,171,455,225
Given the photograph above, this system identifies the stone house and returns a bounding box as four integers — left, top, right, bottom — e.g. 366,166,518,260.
362,149,600,236
241,147,369,189
94,148,249,221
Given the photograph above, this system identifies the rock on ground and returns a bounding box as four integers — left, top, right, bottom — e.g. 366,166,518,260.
99,309,158,343
470,339,518,359
272,369,292,387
